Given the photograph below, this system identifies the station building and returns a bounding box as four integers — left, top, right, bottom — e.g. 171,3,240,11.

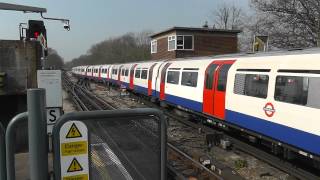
150,26,241,60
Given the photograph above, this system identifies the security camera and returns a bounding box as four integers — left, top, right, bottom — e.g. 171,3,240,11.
63,22,70,31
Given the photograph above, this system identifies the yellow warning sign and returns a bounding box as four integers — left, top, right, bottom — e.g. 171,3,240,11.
63,174,88,180
61,141,88,156
67,158,83,172
66,123,82,138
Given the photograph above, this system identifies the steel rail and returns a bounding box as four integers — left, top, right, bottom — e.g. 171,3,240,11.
62,74,223,180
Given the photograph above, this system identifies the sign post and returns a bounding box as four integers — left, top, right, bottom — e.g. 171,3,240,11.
37,70,62,134
59,121,89,180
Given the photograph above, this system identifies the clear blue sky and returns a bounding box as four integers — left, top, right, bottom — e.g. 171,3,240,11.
0,0,249,61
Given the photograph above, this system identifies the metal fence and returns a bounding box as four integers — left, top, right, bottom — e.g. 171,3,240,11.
53,109,167,180
0,88,167,180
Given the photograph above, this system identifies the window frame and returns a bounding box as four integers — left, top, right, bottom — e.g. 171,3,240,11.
166,70,180,85
176,35,194,50
141,69,148,79
167,35,194,51
274,75,309,106
217,64,232,92
151,40,157,54
135,68,141,79
168,35,176,51
233,73,270,99
181,71,198,87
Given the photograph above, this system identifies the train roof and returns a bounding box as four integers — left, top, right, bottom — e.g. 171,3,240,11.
172,47,320,61
73,47,320,68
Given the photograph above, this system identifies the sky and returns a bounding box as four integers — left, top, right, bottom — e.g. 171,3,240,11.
0,0,249,62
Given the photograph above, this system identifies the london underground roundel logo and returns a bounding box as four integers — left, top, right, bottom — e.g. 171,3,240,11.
263,102,275,117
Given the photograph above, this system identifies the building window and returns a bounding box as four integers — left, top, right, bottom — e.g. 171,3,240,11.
168,36,176,51
181,71,198,87
151,40,157,54
234,74,269,98
177,35,193,50
168,35,193,51
167,71,180,84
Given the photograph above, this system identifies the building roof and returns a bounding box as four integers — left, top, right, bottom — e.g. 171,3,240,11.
150,26,241,38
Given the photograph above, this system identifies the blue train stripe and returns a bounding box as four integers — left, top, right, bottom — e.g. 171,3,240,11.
133,85,148,95
226,110,320,155
165,93,202,112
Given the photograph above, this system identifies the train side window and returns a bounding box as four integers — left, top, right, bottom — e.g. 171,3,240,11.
275,76,308,105
217,64,231,91
205,64,218,89
125,69,129,76
135,69,141,78
167,71,180,84
141,70,148,79
181,71,198,87
234,74,269,98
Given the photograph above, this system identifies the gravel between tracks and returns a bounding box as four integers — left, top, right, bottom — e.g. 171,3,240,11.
87,82,290,180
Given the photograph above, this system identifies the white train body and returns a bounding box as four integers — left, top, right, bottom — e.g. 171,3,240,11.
72,48,320,157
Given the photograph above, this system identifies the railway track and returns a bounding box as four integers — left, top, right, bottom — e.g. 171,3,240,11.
62,72,224,180
78,79,320,180
114,90,320,180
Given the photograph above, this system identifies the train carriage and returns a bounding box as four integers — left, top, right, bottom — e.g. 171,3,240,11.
133,61,158,96
226,52,320,157
119,63,133,88
100,65,110,83
92,65,100,80
110,64,121,85
73,48,320,162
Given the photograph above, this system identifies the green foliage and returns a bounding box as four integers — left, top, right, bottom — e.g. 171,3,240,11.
64,31,152,69
45,48,64,70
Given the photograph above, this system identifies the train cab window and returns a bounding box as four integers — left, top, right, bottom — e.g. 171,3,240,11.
275,76,308,105
125,69,129,76
135,69,141,78
205,64,218,89
141,70,148,79
234,74,269,98
181,71,198,87
167,71,180,84
217,64,231,91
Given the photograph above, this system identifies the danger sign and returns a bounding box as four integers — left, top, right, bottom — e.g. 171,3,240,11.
67,158,83,172
66,123,82,138
60,121,89,180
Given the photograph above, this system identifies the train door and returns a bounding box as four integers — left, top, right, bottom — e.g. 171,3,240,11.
118,65,123,85
129,64,137,89
160,63,171,100
107,66,111,80
148,63,157,96
203,60,234,119
98,66,102,80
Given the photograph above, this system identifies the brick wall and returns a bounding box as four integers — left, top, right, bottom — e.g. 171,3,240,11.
151,31,238,60
151,37,175,60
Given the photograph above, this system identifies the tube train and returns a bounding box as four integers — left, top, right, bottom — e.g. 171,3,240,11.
72,48,320,164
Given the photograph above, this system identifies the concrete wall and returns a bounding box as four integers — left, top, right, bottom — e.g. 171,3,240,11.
0,40,41,95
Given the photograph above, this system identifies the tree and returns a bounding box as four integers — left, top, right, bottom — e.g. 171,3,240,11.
251,0,320,47
45,48,64,69
64,30,153,69
212,4,244,30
